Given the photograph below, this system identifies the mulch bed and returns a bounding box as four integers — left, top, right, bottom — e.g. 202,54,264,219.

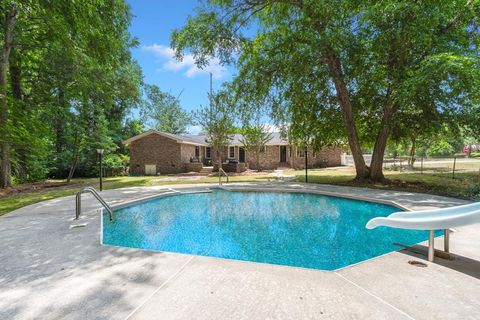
0,181,79,198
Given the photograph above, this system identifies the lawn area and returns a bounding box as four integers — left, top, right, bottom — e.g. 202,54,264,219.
0,174,273,216
294,166,480,200
1,166,479,216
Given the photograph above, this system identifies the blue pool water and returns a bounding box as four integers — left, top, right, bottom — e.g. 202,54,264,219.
103,190,432,270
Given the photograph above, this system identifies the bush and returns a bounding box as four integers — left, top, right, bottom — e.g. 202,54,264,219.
427,141,454,157
464,183,480,200
103,154,129,169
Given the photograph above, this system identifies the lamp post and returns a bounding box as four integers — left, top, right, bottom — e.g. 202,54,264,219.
304,145,308,183
97,149,104,191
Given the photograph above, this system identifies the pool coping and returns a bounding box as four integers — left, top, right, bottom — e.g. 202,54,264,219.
99,183,428,272
3,182,478,319
107,184,411,211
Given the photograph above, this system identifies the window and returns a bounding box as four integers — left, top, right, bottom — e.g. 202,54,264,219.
229,146,235,158
296,148,305,157
195,146,200,158
206,147,211,159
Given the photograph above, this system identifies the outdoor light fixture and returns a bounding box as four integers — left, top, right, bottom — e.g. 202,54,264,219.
97,149,104,191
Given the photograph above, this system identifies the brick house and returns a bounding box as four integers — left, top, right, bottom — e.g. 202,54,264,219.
123,130,342,175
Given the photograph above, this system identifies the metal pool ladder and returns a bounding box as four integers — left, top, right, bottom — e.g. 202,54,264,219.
75,187,113,221
219,168,229,185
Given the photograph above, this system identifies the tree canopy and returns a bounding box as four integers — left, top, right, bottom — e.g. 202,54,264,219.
172,0,480,181
194,92,235,164
143,84,192,135
0,0,144,186
240,124,273,171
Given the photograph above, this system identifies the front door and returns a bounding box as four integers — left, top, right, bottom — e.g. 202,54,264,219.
239,147,245,163
280,146,287,162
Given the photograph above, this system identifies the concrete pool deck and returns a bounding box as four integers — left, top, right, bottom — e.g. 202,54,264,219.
1,182,479,319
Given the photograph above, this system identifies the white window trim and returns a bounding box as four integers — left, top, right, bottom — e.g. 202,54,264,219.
228,146,235,159
296,147,305,158
205,147,211,159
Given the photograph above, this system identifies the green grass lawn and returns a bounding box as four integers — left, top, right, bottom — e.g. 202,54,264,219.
1,167,479,216
294,167,480,199
0,174,273,216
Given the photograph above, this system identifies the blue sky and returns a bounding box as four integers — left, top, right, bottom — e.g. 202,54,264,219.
127,0,236,133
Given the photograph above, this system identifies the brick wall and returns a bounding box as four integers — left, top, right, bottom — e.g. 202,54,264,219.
184,162,203,172
128,132,342,174
289,146,342,169
246,145,281,170
129,134,182,175
211,146,228,164
181,144,197,163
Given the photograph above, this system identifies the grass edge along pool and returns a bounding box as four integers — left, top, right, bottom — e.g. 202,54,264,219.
102,190,432,270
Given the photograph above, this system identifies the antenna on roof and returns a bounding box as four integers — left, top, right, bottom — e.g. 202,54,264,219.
209,72,213,114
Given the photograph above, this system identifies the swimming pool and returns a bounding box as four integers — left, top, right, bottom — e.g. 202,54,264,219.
102,189,432,270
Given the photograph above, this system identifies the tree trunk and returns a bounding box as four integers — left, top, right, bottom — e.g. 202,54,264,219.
408,136,416,167
67,128,81,182
54,88,67,176
325,48,369,180
256,153,260,172
9,47,27,182
67,153,79,183
0,8,17,188
370,85,396,182
369,127,389,182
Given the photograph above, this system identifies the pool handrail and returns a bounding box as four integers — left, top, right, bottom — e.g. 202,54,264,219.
75,187,113,221
219,168,229,185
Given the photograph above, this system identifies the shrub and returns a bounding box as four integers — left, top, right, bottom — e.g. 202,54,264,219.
427,141,454,157
464,183,480,200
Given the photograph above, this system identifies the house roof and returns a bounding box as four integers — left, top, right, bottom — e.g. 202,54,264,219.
123,130,289,146
228,133,288,146
122,130,209,146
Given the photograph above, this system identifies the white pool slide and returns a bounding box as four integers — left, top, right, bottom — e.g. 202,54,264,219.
366,202,480,261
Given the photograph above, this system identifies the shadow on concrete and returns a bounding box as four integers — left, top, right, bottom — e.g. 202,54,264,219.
0,188,192,319
395,243,480,280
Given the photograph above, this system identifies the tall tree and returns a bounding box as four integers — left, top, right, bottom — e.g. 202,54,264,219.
0,0,143,185
171,0,480,182
194,92,234,169
0,4,17,187
240,124,273,171
144,84,191,134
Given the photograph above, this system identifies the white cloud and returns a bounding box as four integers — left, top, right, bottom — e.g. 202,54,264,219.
142,44,227,79
187,125,203,135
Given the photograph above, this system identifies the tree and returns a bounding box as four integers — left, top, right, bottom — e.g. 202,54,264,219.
0,4,17,187
240,124,273,171
171,0,480,182
143,84,191,134
194,92,234,170
389,104,452,167
0,0,143,186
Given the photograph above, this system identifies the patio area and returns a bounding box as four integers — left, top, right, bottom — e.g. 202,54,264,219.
1,183,480,319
